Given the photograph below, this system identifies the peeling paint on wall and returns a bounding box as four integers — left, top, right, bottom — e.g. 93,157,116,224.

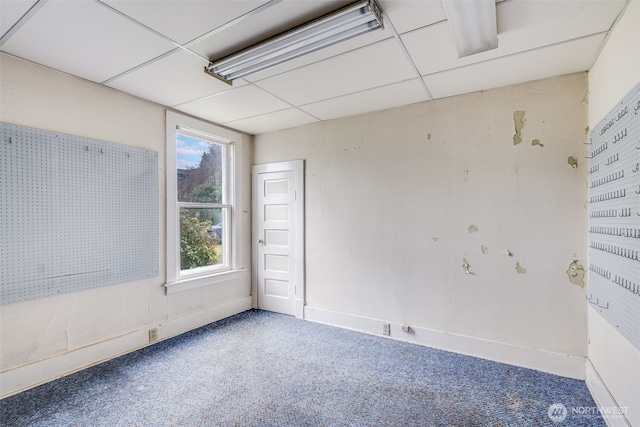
532,139,544,147
432,237,439,242
468,224,479,233
568,156,578,168
515,262,527,274
585,126,590,135
464,170,469,182
427,133,432,140
513,111,525,145
481,245,488,254
462,258,472,274
566,260,585,287
499,249,514,257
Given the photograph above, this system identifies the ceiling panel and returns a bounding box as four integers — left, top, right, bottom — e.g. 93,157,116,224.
254,38,418,106
379,0,447,34
101,0,269,45
0,0,37,37
403,0,624,77
1,0,175,83
300,79,430,121
174,84,291,124
423,33,606,100
106,49,230,107
224,108,319,135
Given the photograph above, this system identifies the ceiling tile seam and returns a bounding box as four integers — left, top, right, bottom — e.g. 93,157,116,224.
170,83,243,109
587,0,632,71
242,81,323,122
94,0,183,48
221,106,318,127
394,18,448,39
0,0,48,48
245,35,394,85
295,77,425,110
101,47,182,85
183,0,283,53
420,31,610,81
381,9,433,100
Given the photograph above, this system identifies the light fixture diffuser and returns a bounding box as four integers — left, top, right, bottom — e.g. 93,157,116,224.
442,0,498,58
205,0,384,84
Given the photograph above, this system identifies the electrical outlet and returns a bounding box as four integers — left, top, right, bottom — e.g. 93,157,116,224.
401,324,410,333
382,322,391,336
149,328,159,342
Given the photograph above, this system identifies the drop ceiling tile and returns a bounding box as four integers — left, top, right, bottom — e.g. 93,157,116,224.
224,108,318,135
0,0,37,37
0,0,175,83
101,0,269,45
380,0,447,34
106,49,230,107
497,0,625,39
423,33,606,100
254,38,417,106
300,79,430,121
174,85,291,124
402,0,625,76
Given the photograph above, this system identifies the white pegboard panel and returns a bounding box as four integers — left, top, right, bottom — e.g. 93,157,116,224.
0,123,158,305
588,82,640,350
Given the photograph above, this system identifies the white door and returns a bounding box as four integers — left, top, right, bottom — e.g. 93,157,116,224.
252,160,304,318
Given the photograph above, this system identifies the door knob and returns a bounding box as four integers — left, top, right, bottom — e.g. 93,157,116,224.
257,239,264,245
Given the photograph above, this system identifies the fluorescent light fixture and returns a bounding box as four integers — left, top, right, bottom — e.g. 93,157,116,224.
442,0,498,58
205,0,383,84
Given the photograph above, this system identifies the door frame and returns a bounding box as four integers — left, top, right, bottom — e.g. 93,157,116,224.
251,160,305,319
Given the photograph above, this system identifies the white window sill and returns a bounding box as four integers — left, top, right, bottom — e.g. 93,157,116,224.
164,269,245,295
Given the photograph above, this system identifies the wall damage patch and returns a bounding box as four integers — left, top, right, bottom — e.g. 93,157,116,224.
468,224,479,233
513,111,525,145
515,262,527,274
532,139,544,147
462,258,472,275
567,156,578,168
566,260,585,288
481,245,488,254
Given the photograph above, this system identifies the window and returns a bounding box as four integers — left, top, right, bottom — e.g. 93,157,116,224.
166,111,243,291
176,131,229,274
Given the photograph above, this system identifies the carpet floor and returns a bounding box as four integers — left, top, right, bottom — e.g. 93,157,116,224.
0,310,605,426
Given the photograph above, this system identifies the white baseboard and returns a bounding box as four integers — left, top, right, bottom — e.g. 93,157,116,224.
586,359,632,427
0,296,252,399
304,306,586,380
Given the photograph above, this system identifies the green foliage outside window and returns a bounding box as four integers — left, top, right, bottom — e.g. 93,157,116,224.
179,210,221,270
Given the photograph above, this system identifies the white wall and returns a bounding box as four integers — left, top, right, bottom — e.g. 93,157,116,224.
588,2,640,426
0,53,252,398
255,73,590,374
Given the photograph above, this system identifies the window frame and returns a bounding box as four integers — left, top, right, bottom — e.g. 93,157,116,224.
165,111,242,293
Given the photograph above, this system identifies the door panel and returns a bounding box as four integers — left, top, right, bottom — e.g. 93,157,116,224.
253,162,304,316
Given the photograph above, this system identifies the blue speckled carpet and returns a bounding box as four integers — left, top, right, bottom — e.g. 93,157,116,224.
0,310,605,427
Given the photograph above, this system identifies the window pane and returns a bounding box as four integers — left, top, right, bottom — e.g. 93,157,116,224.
179,207,225,272
177,133,224,204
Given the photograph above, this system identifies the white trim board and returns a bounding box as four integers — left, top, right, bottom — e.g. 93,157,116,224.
0,296,251,399
304,306,586,380
586,359,632,427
